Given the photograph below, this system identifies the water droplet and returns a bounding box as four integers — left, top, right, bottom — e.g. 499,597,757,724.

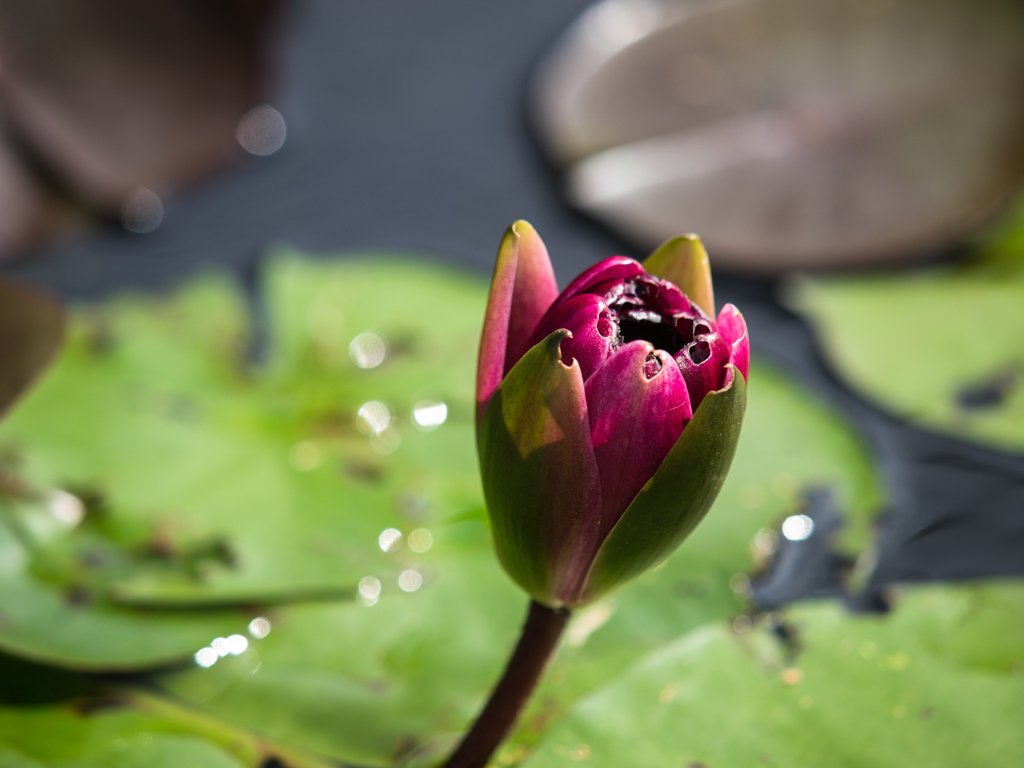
236,105,287,156
412,400,448,430
379,528,403,552
212,637,231,657
350,332,387,368
407,528,433,553
357,401,392,435
248,617,271,638
358,576,381,600
48,490,85,527
226,634,248,655
195,647,218,667
121,187,163,233
781,514,814,541
398,569,423,592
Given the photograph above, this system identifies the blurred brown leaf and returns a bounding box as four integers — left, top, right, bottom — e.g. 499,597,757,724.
0,0,280,256
0,279,65,420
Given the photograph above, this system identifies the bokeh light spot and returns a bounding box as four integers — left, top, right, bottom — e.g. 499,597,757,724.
412,401,447,430
782,514,814,541
350,332,387,368
407,528,433,553
121,187,163,233
379,528,403,552
237,105,287,156
398,569,423,592
248,617,271,639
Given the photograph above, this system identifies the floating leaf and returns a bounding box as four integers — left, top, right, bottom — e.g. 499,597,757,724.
153,354,882,765
793,249,1024,452
0,255,882,758
525,582,1024,768
0,664,332,768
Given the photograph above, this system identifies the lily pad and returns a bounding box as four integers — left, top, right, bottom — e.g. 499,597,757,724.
153,358,883,766
0,680,332,768
793,201,1024,452
525,581,1024,768
0,253,883,758
0,256,486,669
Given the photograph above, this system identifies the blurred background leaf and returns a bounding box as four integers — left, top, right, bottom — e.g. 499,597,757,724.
0,255,888,764
792,203,1024,452
525,582,1024,768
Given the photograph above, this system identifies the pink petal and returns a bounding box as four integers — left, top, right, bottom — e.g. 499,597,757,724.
584,341,692,549
716,304,750,382
476,221,559,431
529,294,615,381
550,256,643,308
675,330,731,410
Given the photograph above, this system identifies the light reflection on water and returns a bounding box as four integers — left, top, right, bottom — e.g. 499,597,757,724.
379,528,403,552
412,401,447,430
358,576,381,606
357,401,392,435
249,617,271,638
196,633,251,667
782,514,814,541
48,490,85,527
407,528,433,553
398,569,423,592
350,332,387,368
121,187,163,233
236,105,287,156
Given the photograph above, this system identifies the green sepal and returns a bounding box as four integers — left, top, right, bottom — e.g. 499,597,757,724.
579,365,746,604
478,330,601,608
644,235,715,317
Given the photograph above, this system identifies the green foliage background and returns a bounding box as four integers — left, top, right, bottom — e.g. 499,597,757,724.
0,251,1021,767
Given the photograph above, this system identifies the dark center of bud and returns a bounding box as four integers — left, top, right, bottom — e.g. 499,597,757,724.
595,276,710,359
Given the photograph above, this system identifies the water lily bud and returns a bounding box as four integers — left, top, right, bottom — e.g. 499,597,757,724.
477,222,748,608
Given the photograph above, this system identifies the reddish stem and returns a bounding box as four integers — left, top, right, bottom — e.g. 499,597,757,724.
441,600,570,768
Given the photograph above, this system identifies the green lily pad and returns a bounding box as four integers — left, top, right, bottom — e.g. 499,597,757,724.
0,256,486,669
0,681,333,768
0,258,484,608
153,356,882,766
0,512,251,671
0,253,883,759
793,199,1024,452
525,581,1024,768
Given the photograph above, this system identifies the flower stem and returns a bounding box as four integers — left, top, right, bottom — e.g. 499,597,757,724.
441,600,570,768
